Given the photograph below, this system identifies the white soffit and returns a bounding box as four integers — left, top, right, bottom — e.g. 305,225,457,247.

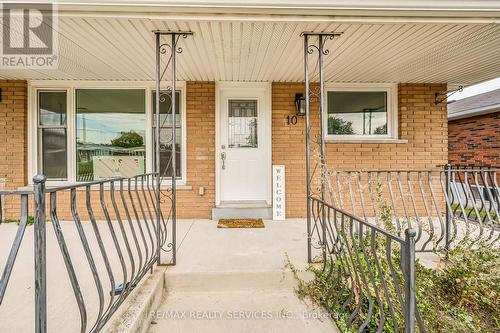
0,17,499,85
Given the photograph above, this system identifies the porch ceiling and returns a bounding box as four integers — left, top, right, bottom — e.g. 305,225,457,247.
1,17,500,86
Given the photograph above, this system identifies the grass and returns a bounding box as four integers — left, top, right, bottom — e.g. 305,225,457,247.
3,215,35,225
416,244,499,332
451,203,498,222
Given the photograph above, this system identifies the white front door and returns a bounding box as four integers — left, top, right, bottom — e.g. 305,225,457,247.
217,83,271,204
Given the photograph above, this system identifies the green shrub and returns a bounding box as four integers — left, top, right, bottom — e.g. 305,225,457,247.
3,215,35,225
291,241,500,332
418,243,500,332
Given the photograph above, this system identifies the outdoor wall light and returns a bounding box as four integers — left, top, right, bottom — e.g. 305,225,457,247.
295,93,306,116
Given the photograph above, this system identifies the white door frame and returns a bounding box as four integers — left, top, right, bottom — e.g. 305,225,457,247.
215,81,272,206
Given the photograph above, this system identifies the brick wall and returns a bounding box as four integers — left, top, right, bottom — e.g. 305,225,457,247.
176,81,216,218
64,81,217,220
1,81,216,220
272,83,448,217
0,80,27,189
0,80,28,219
1,80,447,220
448,112,500,168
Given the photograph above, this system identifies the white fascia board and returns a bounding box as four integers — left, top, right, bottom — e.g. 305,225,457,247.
33,0,500,11
448,104,500,120
26,1,500,21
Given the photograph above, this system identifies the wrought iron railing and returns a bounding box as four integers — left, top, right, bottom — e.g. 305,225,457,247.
307,165,498,332
309,196,420,332
0,173,170,333
313,166,499,252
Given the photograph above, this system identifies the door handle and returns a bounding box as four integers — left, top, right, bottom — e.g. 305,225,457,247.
221,152,226,170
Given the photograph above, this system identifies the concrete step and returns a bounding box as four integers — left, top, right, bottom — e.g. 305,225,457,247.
149,270,339,333
165,270,314,293
212,206,273,220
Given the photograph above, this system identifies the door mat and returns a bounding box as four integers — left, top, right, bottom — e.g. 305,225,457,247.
217,218,265,228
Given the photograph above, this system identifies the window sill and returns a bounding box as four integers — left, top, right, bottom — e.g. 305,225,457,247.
18,184,193,191
325,138,408,144
161,184,192,190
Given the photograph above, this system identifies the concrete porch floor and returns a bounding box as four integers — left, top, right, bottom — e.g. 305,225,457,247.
148,219,339,333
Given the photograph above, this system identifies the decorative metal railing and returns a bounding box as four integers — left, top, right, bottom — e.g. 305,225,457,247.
0,173,169,333
314,166,499,252
307,165,498,332
310,196,420,332
300,29,498,333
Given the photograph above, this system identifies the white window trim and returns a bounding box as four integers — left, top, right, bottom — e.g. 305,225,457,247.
323,83,399,142
27,80,187,186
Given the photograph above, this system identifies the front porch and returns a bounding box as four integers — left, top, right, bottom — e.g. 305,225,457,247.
171,219,308,273
0,218,341,333
149,219,338,333
0,2,499,333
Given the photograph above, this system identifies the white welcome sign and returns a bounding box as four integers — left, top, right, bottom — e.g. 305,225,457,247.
273,165,286,220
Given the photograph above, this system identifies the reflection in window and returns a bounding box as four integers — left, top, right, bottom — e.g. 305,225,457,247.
228,100,258,148
38,91,67,179
327,91,388,135
152,91,182,178
76,89,146,181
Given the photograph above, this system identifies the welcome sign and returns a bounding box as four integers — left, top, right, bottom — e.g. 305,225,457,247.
273,165,286,220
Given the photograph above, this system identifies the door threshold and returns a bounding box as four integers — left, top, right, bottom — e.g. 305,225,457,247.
217,200,270,208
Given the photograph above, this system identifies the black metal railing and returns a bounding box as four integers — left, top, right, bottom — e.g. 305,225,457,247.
309,196,420,332
0,173,170,333
316,166,499,252
307,164,498,332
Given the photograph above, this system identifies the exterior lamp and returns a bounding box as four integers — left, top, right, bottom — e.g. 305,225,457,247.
295,93,306,116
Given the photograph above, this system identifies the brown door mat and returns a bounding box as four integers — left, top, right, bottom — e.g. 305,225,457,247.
217,218,265,228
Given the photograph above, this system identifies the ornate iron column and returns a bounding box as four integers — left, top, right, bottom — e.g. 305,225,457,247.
302,32,341,263
154,30,193,265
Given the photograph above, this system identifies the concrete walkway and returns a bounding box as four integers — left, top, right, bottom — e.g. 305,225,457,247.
148,219,339,333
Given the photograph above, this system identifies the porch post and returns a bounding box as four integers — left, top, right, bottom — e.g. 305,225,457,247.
318,35,327,263
444,163,452,253
33,175,47,333
170,33,177,266
302,32,341,263
304,34,312,263
153,30,192,266
404,228,417,333
154,32,161,265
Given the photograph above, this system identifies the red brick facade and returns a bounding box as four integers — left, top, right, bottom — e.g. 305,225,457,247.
448,112,500,168
0,80,448,219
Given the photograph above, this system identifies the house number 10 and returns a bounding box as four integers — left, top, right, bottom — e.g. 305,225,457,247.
287,115,298,125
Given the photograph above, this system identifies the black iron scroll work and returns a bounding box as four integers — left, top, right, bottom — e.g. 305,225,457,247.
302,32,342,264
154,31,193,265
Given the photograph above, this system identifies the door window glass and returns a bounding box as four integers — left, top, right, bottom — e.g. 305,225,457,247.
228,99,258,148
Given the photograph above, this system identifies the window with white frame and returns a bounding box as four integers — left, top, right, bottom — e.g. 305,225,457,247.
37,90,68,180
76,89,146,181
325,84,397,140
152,91,182,178
31,85,185,184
